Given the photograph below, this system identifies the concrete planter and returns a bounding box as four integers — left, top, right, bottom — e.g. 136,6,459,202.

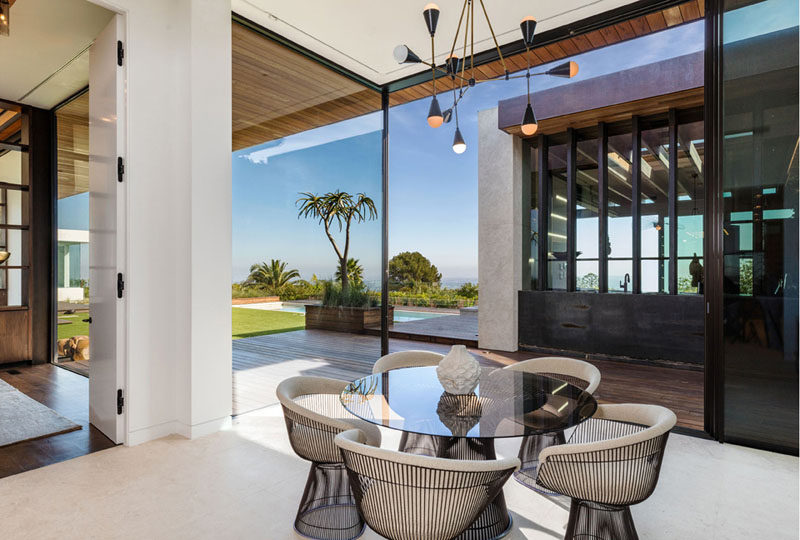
305,305,393,333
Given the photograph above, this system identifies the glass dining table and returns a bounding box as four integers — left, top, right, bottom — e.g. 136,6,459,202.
341,365,598,540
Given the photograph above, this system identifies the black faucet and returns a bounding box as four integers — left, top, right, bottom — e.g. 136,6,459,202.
620,273,630,292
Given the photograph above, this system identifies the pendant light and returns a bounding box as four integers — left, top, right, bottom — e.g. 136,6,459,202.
0,0,10,37
394,3,581,150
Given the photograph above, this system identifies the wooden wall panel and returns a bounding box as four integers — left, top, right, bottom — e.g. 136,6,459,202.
0,309,30,364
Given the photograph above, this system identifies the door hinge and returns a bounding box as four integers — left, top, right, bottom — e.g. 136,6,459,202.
117,157,124,182
117,40,124,66
117,389,124,415
117,272,125,298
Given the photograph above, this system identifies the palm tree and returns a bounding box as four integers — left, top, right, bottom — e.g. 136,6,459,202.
247,259,300,288
296,190,377,290
335,258,364,287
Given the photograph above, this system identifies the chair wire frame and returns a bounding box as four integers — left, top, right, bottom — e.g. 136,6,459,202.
536,418,671,540
339,448,516,540
281,395,366,540
515,372,591,494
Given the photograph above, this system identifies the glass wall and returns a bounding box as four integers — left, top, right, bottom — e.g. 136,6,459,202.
721,0,799,452
527,110,703,297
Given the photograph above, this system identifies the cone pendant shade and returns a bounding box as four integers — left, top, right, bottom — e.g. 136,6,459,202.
546,60,579,78
521,103,538,136
520,16,537,46
423,3,440,35
393,44,422,64
452,127,466,154
427,96,444,128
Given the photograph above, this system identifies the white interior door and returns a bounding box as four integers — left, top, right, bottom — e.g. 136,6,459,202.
89,14,126,444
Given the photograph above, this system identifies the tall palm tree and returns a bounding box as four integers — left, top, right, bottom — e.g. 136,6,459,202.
334,258,364,287
247,259,300,288
296,190,377,290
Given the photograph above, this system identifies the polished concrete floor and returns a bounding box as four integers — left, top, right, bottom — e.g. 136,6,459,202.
0,403,795,540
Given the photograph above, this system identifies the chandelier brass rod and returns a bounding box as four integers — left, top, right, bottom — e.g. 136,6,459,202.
449,0,469,63
478,0,507,74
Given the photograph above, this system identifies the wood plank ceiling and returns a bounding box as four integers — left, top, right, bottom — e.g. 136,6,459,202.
232,22,381,151
55,92,88,199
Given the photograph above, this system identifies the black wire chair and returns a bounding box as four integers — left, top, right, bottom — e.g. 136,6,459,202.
335,429,520,540
277,376,382,540
535,403,677,540
504,357,601,493
372,350,445,457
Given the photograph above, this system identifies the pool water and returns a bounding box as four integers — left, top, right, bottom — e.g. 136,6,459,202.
278,304,446,323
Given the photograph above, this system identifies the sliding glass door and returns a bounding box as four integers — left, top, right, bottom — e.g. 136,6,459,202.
719,0,799,452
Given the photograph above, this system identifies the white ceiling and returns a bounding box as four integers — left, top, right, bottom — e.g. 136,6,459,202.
0,0,114,109
232,0,637,85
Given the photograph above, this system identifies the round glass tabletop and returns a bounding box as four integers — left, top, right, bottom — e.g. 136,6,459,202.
340,366,598,439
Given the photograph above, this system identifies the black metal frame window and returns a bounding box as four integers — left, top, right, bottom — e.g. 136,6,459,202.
525,106,704,296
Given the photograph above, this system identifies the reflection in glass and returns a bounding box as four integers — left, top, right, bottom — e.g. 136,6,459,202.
576,137,599,291
530,145,539,289
677,120,705,294
721,0,798,451
547,144,568,290
640,124,670,293
607,132,633,292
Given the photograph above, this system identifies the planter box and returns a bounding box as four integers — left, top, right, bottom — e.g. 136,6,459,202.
305,305,393,333
232,296,280,305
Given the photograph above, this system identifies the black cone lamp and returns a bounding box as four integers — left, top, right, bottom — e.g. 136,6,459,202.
546,61,579,78
427,96,443,128
521,103,538,136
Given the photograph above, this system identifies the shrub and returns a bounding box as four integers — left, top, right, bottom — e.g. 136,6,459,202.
321,280,377,308
455,282,479,299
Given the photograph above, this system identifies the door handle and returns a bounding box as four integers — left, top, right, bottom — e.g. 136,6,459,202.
82,317,92,323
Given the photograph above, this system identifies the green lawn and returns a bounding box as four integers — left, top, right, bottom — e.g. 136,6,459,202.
232,307,305,339
57,314,91,341
57,308,304,342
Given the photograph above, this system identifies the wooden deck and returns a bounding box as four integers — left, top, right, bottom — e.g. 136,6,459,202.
366,314,479,346
232,329,704,431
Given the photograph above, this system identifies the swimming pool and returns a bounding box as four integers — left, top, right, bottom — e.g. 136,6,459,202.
278,304,446,323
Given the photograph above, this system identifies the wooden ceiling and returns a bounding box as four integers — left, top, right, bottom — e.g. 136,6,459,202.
0,105,22,146
232,22,381,151
55,92,88,199
387,0,705,107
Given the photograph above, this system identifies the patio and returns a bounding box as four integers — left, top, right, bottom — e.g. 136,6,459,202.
232,329,703,430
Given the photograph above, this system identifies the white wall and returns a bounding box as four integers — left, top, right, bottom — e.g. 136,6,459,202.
477,107,523,352
90,0,232,445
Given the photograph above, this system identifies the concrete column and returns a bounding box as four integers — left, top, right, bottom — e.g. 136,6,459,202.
477,107,524,352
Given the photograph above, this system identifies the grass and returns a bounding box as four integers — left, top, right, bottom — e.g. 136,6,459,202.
57,308,305,342
57,314,91,341
232,307,305,339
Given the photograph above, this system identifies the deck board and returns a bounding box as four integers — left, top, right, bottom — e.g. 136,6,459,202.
232,329,704,431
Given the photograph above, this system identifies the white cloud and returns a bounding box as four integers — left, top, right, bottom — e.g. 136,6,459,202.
238,111,381,164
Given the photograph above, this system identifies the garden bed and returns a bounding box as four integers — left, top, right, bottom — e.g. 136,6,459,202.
305,305,394,333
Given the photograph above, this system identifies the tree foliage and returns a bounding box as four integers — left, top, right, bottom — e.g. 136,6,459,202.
334,258,364,286
296,190,377,290
388,251,441,287
246,259,300,288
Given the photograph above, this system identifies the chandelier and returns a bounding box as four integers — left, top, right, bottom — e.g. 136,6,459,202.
394,1,579,153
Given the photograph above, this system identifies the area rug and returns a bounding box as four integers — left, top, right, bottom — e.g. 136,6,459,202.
0,379,81,448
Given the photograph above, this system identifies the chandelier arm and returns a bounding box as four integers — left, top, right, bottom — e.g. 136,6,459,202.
449,0,469,62
420,61,472,84
431,35,436,96
459,3,470,92
470,0,475,77
478,0,508,74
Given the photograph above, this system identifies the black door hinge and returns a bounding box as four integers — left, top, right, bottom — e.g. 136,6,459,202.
117,157,124,182
117,389,124,415
117,40,124,66
117,272,125,298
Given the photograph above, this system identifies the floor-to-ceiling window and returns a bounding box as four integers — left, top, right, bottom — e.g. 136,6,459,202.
719,0,799,452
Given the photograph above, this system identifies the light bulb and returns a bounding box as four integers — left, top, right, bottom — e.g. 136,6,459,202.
452,128,466,154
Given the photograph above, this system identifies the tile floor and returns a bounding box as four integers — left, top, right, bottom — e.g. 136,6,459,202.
0,404,796,540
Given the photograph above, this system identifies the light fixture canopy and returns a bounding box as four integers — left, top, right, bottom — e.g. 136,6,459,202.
452,127,466,154
521,103,538,136
427,95,443,128
546,61,579,78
